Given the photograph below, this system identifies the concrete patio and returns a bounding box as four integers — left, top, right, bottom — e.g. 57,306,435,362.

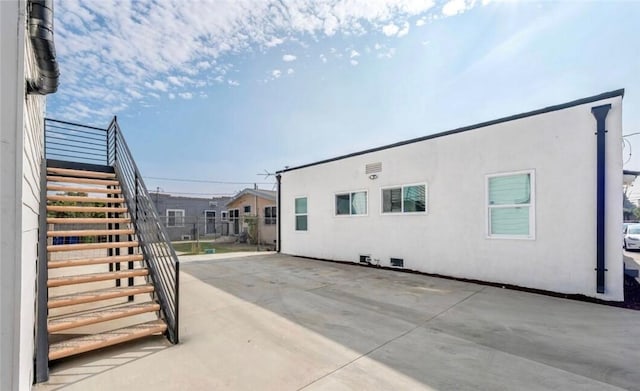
36,253,640,390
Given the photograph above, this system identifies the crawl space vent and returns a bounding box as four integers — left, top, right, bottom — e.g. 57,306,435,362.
359,255,371,264
365,162,382,174
390,258,404,267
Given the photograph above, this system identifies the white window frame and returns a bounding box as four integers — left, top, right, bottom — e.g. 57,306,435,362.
485,169,535,240
334,190,368,217
204,210,216,234
221,210,228,221
380,183,427,215
264,205,277,225
295,196,308,232
166,209,185,227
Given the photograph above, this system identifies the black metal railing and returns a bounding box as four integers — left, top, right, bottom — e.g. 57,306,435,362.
107,118,180,344
45,119,109,164
43,117,180,344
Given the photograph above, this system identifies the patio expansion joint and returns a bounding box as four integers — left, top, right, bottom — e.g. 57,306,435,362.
296,286,487,390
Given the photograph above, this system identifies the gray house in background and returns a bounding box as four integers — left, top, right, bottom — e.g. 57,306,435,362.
152,193,231,241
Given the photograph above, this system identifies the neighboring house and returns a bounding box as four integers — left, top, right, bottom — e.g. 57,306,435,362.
277,90,625,302
151,193,231,241
1,0,59,388
226,188,277,246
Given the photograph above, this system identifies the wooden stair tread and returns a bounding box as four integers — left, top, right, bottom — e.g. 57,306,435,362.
47,217,131,224
48,284,155,309
46,167,116,179
47,205,127,213
48,241,139,252
48,302,160,333
47,175,120,186
49,320,167,360
49,254,143,268
47,194,124,204
48,268,149,287
47,228,135,237
47,185,122,194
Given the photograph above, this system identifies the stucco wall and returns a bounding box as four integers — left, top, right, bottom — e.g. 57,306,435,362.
280,95,624,301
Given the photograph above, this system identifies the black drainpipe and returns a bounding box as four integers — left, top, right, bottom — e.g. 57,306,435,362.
26,0,59,95
276,174,282,252
592,103,611,294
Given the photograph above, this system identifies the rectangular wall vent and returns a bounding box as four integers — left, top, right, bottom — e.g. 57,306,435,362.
181,235,192,241
359,255,371,264
365,162,382,174
390,258,404,267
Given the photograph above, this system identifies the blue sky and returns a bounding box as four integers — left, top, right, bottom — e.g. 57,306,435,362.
48,0,640,197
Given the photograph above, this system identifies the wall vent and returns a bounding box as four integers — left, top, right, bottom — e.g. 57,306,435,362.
390,258,404,267
359,255,371,264
365,162,382,174
181,235,192,241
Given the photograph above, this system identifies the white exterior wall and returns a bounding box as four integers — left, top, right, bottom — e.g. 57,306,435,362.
281,96,624,301
1,0,46,389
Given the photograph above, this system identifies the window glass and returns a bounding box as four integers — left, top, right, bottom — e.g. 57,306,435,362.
264,206,276,225
295,197,307,214
351,191,367,215
490,207,529,235
336,194,350,215
295,215,307,231
489,174,530,205
403,185,426,212
382,188,402,213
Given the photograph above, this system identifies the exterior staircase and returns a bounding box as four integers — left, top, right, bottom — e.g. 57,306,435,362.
45,166,166,360
35,118,179,382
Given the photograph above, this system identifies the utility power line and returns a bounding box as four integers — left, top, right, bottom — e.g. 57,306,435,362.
145,176,273,185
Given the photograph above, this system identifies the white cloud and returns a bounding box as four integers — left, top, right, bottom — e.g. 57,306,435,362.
265,37,284,47
178,92,193,99
382,23,400,36
287,68,294,75
228,79,240,86
442,0,470,16
145,80,169,92
350,50,360,58
167,76,183,86
416,18,426,26
50,0,477,121
350,59,359,66
272,69,282,78
168,93,176,99
282,54,297,62
397,22,410,37
320,54,327,63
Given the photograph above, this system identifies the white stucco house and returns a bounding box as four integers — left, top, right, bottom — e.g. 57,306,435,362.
277,90,625,302
2,0,58,388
